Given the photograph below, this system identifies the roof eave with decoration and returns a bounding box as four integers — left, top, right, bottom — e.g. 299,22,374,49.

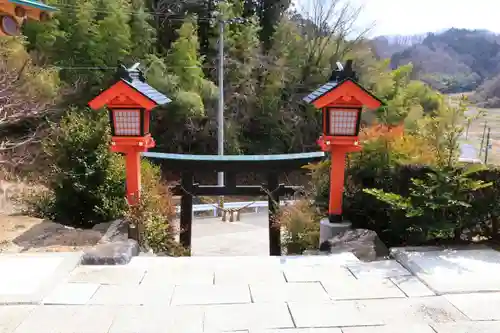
8,0,57,12
303,60,384,110
88,63,171,110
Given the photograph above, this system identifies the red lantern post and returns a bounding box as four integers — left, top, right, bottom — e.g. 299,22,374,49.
304,60,382,240
88,63,171,206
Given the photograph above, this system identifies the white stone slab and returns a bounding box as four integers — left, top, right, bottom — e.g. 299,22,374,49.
356,296,468,325
42,283,99,305
253,329,342,333
130,256,280,270
171,284,251,305
283,266,355,283
108,305,205,333
341,324,436,332
13,305,116,333
392,248,500,294
432,321,500,333
288,301,384,327
141,266,215,286
0,305,34,333
203,303,294,331
347,260,411,279
250,282,331,303
68,266,146,286
321,279,406,300
89,284,174,305
279,253,360,266
0,256,62,295
445,292,500,320
389,276,435,297
0,253,82,304
215,267,286,285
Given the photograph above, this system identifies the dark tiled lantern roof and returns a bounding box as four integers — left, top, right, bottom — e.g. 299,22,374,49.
115,63,171,106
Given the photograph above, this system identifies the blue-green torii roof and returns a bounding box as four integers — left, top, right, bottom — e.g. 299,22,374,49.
8,0,57,12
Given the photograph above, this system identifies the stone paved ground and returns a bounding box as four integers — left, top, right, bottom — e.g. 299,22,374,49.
191,213,269,256
2,249,500,332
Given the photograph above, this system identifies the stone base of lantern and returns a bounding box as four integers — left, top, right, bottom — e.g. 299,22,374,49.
319,218,352,245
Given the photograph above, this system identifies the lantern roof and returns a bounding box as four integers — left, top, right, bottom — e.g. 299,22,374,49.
116,63,171,105
8,0,57,12
303,60,383,110
88,63,171,110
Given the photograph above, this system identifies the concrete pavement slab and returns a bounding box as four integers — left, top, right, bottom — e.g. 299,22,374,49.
0,305,34,333
444,292,500,320
12,305,116,333
288,301,384,328
42,282,99,305
321,278,406,300
203,303,294,331
431,321,500,333
214,266,286,285
249,282,331,303
253,329,342,333
141,265,215,285
346,261,411,279
283,266,355,283
171,284,251,305
0,252,82,304
89,283,174,305
391,247,500,294
67,265,146,285
389,276,435,297
107,305,205,333
356,296,468,325
341,324,436,332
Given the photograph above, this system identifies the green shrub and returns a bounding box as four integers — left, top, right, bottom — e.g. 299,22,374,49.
127,160,188,256
277,199,320,254
30,108,127,227
308,157,500,247
364,165,492,243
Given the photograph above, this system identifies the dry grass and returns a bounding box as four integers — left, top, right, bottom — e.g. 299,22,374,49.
464,107,500,165
0,172,108,253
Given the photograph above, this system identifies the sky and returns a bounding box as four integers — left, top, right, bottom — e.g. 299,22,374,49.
293,0,500,37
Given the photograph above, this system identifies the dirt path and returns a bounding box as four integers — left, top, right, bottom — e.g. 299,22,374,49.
0,180,111,253
0,215,111,253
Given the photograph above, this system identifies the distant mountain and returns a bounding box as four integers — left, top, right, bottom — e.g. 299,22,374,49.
370,29,500,96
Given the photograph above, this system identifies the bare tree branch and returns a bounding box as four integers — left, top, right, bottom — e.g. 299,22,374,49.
297,0,371,84
0,60,59,170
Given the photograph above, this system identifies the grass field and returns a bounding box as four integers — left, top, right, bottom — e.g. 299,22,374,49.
449,93,500,165
465,107,500,165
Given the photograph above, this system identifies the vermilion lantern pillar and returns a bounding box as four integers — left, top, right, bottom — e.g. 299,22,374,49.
304,60,382,225
88,63,171,205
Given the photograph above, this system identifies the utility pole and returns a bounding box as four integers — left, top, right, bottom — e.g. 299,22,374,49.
217,19,225,215
485,127,491,164
216,17,246,216
480,121,488,157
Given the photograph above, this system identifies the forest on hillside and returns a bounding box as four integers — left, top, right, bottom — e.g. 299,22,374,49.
373,28,500,107
1,0,447,176
5,0,500,251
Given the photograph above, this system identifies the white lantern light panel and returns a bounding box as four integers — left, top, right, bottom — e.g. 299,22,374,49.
113,110,141,136
329,109,359,136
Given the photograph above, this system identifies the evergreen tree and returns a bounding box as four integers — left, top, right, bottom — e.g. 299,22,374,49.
129,0,157,61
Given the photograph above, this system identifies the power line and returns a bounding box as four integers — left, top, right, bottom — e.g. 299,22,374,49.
50,2,214,21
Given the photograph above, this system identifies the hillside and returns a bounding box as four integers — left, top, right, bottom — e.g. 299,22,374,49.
372,29,500,97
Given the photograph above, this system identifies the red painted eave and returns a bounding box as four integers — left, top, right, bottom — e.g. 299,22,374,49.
312,80,382,110
88,81,157,110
